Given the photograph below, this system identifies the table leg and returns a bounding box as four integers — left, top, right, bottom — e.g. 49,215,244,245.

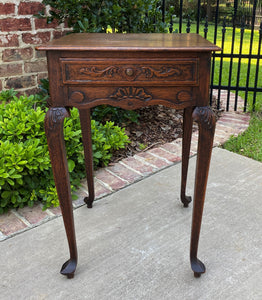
45,107,78,279
79,108,95,208
181,106,194,207
190,106,216,278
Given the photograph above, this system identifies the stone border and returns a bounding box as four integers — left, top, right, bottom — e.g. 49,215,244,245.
0,92,250,241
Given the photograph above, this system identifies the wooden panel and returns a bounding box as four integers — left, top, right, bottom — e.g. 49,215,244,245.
67,86,196,109
61,58,198,86
40,33,218,279
37,33,221,52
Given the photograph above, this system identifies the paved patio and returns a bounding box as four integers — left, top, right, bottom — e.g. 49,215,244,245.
0,98,250,241
1,92,262,299
0,147,262,299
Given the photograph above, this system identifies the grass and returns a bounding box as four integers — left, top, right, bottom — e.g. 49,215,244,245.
174,22,262,162
176,22,261,55
223,113,262,162
173,22,262,111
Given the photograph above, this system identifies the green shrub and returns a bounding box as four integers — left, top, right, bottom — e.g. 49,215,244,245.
0,88,17,104
0,91,129,213
39,0,173,33
91,105,139,126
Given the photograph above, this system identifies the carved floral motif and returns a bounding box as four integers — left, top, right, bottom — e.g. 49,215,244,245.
109,87,152,103
193,106,215,130
78,65,185,81
80,66,119,77
141,66,181,78
46,107,69,130
68,87,193,108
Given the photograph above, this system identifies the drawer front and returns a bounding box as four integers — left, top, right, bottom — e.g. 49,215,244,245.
67,86,196,110
61,58,198,86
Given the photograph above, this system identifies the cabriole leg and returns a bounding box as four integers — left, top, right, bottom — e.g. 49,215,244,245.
181,106,194,207
45,107,78,279
79,108,95,208
190,106,216,278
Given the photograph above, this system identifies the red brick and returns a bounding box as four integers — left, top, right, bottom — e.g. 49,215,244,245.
5,75,36,89
234,114,250,122
18,2,44,15
222,112,250,121
63,19,70,28
0,34,19,47
0,3,15,15
0,18,31,31
158,142,182,155
0,212,27,236
215,125,236,137
2,47,33,62
107,163,141,183
35,18,59,29
94,180,112,197
24,60,47,73
213,135,227,145
35,49,47,59
218,116,249,125
53,30,70,39
189,140,198,153
53,30,64,39
22,32,50,44
20,87,41,96
18,204,49,225
175,132,196,152
135,152,170,168
37,72,48,83
0,63,23,77
148,147,181,163
191,131,198,143
80,178,112,198
121,156,155,175
95,169,127,191
47,206,61,216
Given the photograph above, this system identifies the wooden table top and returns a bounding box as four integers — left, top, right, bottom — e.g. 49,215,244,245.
37,33,221,52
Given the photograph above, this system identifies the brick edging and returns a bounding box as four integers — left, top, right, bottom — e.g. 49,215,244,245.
0,109,250,241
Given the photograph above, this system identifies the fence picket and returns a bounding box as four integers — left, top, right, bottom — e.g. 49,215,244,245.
235,17,246,110
217,18,227,109
252,22,262,109
161,0,261,111
244,0,258,111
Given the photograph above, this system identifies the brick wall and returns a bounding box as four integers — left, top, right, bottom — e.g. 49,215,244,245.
0,0,68,94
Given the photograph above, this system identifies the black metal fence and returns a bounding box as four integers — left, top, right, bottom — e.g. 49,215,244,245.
161,0,262,112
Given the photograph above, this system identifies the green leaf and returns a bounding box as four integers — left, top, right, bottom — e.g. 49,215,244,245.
6,178,15,185
67,159,75,172
1,191,11,199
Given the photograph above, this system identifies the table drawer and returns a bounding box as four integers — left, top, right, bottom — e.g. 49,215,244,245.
67,86,195,110
61,58,198,86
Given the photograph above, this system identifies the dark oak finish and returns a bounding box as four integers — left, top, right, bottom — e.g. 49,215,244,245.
37,33,220,279
79,108,94,208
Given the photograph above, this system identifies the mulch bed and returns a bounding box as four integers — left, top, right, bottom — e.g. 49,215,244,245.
110,99,223,163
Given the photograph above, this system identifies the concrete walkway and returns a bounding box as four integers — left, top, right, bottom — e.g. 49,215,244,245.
1,91,262,299
0,147,262,299
0,104,250,241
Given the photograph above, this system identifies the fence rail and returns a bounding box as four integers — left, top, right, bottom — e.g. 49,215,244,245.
161,0,262,112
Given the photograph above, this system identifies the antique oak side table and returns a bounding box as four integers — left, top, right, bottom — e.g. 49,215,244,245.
37,33,220,279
